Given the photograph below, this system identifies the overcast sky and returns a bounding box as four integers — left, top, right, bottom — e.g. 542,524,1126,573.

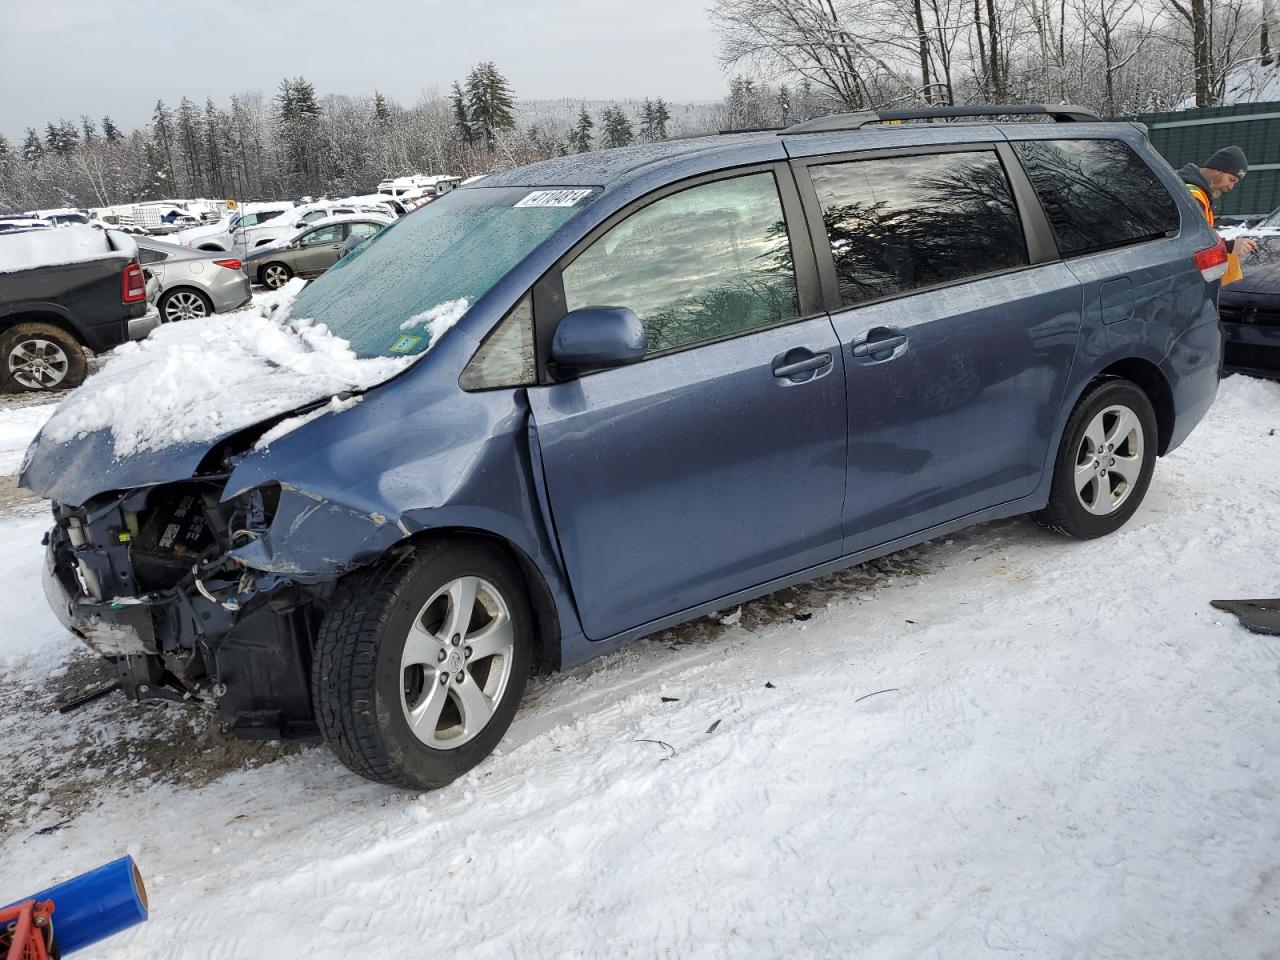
0,0,729,140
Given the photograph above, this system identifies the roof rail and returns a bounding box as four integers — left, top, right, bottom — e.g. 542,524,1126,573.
781,104,1102,134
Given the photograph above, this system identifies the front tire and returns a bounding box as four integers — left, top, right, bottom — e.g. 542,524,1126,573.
259,262,292,289
0,322,88,392
312,540,533,789
1038,378,1158,539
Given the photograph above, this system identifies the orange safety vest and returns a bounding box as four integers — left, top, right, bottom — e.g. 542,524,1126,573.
1187,183,1243,285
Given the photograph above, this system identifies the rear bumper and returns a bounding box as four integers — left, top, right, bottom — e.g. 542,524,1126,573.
127,309,160,341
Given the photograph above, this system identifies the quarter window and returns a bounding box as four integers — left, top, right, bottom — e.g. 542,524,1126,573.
810,151,1028,307
561,172,799,355
459,295,536,390
1011,139,1179,256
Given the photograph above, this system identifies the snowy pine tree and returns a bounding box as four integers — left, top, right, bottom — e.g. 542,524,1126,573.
464,62,516,149
572,106,594,152
21,128,45,163
151,100,177,193
101,116,123,143
450,82,473,145
600,107,634,148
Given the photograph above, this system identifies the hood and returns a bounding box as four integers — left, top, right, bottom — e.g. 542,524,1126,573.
1218,227,1280,295
20,280,411,506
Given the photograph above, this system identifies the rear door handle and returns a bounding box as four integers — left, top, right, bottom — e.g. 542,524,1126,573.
851,332,908,358
772,352,832,380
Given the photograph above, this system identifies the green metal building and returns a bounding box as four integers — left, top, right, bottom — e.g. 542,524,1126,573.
1136,102,1280,217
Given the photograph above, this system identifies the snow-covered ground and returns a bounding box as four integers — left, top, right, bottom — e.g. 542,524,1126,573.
0,400,56,475
0,376,1278,957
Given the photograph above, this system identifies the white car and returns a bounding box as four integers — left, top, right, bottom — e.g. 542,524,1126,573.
168,202,297,255
376,174,461,200
172,200,395,256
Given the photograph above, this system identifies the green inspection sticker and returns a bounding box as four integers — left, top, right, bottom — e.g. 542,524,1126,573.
388,334,424,354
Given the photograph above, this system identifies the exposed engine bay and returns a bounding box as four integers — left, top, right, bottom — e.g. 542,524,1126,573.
43,478,327,739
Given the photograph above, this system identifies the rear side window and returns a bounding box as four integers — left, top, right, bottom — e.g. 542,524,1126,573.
1011,139,1179,257
562,172,799,355
809,151,1028,307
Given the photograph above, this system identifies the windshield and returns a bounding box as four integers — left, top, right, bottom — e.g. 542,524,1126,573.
286,186,599,359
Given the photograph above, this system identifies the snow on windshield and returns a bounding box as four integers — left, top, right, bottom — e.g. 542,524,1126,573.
41,280,414,459
0,224,128,273
398,297,469,337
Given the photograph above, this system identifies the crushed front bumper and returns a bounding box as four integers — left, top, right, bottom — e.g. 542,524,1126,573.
43,540,156,657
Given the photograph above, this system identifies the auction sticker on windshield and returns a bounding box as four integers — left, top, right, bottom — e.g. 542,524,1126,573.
514,189,594,208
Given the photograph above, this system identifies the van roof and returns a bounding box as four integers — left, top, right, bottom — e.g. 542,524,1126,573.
471,115,1143,191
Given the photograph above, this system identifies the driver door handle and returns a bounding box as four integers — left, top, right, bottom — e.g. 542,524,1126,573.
852,329,908,358
772,352,832,379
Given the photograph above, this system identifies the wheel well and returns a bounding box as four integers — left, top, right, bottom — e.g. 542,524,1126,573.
0,311,86,348
160,285,211,305
395,528,563,672
1095,358,1175,455
196,244,224,252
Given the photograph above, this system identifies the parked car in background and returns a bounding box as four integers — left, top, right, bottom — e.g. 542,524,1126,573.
1218,210,1280,378
134,237,252,323
248,200,396,249
241,214,391,288
24,105,1227,788
0,217,51,234
376,175,461,202
332,193,406,217
171,202,296,255
22,208,93,227
0,224,155,391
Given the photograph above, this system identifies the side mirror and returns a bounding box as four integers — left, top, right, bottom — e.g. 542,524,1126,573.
550,307,646,376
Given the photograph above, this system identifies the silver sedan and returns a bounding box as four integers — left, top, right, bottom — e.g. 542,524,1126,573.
135,238,252,323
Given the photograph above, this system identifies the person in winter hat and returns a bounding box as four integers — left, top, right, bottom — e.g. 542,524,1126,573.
1177,146,1257,285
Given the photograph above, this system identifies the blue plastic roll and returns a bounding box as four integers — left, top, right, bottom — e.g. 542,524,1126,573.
15,855,149,954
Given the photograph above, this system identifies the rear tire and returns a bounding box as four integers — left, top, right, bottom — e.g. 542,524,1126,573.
158,287,213,323
1037,378,1158,539
0,322,88,393
259,262,292,289
312,540,533,789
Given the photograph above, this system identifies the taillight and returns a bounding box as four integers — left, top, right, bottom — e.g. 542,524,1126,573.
213,258,242,270
121,262,147,303
1195,238,1229,282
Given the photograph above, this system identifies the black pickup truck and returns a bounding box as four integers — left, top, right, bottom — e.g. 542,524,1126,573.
0,226,157,391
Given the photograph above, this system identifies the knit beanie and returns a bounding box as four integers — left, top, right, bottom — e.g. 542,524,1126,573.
1203,145,1248,179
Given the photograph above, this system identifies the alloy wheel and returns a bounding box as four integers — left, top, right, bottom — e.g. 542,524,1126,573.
263,265,289,289
163,290,209,322
399,576,515,750
8,339,70,390
1074,404,1144,516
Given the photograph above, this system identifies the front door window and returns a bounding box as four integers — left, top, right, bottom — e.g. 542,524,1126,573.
562,172,799,355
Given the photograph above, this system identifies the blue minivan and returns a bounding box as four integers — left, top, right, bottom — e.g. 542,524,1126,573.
25,105,1227,789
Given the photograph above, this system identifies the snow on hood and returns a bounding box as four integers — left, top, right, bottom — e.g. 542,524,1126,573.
41,279,412,460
